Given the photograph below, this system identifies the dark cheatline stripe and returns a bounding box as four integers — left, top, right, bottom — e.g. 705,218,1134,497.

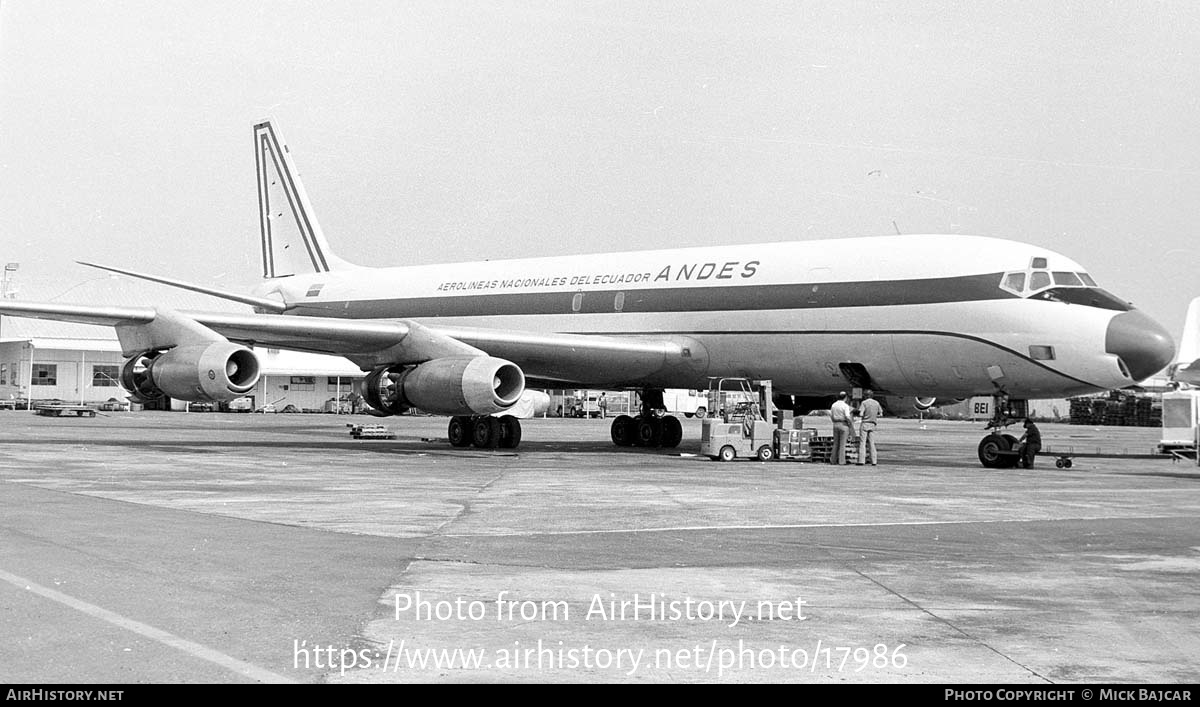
287,272,1018,319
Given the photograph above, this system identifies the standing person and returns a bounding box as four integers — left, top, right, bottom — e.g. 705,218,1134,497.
1017,418,1042,468
856,389,883,465
598,393,608,419
829,391,853,464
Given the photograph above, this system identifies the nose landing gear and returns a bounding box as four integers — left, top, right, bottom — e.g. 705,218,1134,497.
977,390,1029,468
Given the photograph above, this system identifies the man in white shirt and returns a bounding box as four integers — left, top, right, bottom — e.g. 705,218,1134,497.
829,391,854,464
857,389,883,465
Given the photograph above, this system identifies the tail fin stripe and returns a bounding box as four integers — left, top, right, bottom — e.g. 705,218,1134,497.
255,133,277,278
258,127,328,273
260,134,324,273
253,119,351,277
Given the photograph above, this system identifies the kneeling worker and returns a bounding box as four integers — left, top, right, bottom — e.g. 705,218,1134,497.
1017,418,1041,468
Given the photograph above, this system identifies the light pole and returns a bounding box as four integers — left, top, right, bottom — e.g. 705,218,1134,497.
1,263,17,299
0,263,17,340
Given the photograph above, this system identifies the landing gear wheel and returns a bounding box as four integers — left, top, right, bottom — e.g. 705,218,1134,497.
660,415,683,448
448,416,471,447
497,415,522,449
756,444,775,462
718,445,736,462
635,417,663,447
1001,434,1021,468
1063,458,1073,468
978,434,1013,468
611,415,635,447
1055,458,1065,468
472,417,500,448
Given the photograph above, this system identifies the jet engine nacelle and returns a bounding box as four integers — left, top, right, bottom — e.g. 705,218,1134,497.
120,343,261,403
362,356,526,416
913,396,939,411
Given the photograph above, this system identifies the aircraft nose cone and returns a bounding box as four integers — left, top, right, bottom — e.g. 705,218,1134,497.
1105,310,1176,381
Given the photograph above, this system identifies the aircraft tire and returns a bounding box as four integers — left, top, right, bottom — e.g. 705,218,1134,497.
1001,434,1021,468
660,415,683,448
498,415,522,449
636,417,663,447
611,415,635,446
472,417,499,448
977,434,1012,468
448,416,471,447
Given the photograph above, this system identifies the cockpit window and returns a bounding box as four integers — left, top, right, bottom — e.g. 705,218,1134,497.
1002,272,1026,293
1043,287,1132,311
998,264,1115,308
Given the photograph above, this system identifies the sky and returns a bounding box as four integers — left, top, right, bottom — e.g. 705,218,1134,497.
1,1,1198,338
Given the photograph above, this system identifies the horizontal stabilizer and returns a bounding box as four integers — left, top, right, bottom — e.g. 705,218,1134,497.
77,261,288,313
1172,359,1200,386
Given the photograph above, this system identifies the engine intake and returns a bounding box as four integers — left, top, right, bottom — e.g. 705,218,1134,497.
121,343,261,403
913,396,939,411
362,356,525,416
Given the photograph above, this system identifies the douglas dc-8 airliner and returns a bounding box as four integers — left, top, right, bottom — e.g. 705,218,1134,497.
0,121,1176,466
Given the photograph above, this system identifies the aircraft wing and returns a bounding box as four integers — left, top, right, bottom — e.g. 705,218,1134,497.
0,301,707,387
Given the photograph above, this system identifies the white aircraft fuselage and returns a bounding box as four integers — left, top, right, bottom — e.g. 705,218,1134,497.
257,233,1173,400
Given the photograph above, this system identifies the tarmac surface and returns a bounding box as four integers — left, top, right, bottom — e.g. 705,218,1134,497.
0,409,1197,683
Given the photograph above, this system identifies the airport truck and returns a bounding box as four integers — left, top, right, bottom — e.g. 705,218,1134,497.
662,389,709,418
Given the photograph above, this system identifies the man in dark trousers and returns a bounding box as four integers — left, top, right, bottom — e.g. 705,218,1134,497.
856,389,883,465
1017,418,1042,468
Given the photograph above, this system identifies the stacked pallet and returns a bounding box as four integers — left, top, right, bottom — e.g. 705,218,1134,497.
810,436,860,464
1068,391,1161,427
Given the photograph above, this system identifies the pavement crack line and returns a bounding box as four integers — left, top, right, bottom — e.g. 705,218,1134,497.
848,567,1053,683
429,469,509,537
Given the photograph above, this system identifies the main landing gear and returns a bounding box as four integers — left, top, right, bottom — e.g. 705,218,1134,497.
976,392,1029,468
609,388,684,449
447,415,522,449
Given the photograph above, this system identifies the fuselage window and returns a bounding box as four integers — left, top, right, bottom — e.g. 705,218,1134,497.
1078,272,1097,286
1029,271,1051,291
1052,271,1083,286
1031,257,1048,269
614,292,625,312
1028,345,1056,361
571,292,584,313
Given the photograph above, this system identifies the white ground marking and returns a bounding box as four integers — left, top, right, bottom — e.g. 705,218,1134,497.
0,568,295,684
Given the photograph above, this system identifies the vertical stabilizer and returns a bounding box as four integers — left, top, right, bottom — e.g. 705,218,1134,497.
254,120,352,278
1170,296,1200,385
